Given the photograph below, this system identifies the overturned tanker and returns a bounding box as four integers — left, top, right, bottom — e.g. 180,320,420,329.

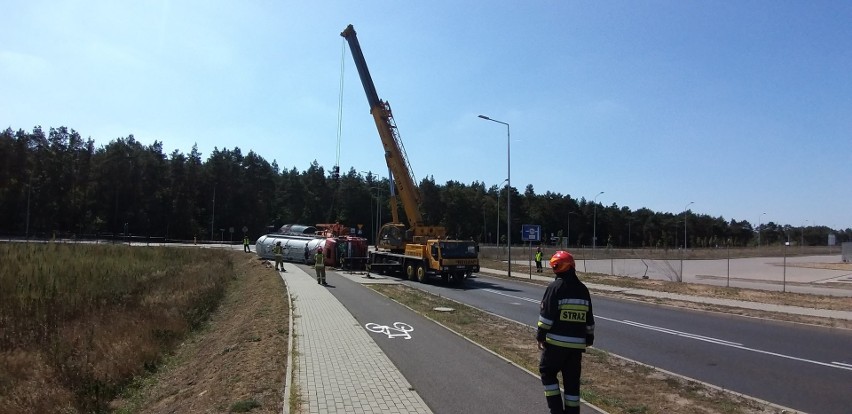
255,225,368,270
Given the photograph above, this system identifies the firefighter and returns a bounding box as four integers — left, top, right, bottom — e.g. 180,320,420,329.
315,247,327,285
273,241,285,272
243,235,251,253
535,247,543,272
537,250,595,414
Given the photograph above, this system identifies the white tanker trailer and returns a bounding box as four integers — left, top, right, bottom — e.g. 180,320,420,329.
255,234,325,264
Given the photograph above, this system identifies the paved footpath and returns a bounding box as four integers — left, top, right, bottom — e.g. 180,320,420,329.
280,263,432,414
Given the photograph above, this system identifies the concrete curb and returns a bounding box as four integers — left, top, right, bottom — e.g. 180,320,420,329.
279,267,294,414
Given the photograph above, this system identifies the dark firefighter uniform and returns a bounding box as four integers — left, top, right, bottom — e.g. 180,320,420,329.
537,252,594,414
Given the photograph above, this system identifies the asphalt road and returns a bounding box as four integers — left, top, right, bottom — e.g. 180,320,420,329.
399,273,852,414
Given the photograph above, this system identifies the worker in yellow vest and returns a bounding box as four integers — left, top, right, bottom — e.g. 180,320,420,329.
535,247,544,273
243,235,251,253
315,248,327,285
273,241,285,272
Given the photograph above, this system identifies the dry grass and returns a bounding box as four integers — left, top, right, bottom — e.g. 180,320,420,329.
0,243,235,413
113,254,289,414
369,284,786,414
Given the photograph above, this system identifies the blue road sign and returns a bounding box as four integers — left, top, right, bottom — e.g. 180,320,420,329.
521,224,541,242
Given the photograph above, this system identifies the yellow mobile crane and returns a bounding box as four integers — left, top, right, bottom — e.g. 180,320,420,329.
341,24,479,284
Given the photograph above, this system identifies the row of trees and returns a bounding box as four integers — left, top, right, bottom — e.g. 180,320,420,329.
1,126,849,247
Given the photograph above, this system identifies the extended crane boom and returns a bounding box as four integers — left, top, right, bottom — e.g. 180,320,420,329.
340,24,478,284
341,24,445,247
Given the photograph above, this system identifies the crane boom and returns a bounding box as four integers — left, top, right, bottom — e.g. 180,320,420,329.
341,24,446,246
339,24,478,282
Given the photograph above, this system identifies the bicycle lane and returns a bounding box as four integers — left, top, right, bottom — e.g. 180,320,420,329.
324,269,605,414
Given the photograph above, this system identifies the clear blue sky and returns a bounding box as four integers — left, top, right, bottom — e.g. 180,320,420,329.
3,1,850,231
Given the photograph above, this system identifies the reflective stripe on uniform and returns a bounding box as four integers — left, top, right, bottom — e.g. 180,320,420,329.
545,333,586,349
559,303,589,311
558,298,590,306
543,383,560,397
564,394,580,407
538,315,554,330
587,324,595,335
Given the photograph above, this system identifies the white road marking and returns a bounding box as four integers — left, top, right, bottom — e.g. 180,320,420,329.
365,322,414,339
615,319,742,346
483,289,540,304
481,289,852,372
597,315,852,372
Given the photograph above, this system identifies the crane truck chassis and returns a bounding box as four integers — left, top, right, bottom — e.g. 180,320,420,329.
367,240,479,284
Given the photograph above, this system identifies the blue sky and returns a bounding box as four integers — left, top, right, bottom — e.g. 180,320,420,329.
2,1,850,231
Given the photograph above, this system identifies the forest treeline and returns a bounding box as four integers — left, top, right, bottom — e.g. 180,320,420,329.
1,126,849,247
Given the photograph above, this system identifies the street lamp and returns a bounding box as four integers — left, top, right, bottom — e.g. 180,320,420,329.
593,191,604,252
683,201,694,250
758,212,766,249
801,219,808,254
566,211,578,249
362,171,386,245
479,115,512,279
496,178,508,248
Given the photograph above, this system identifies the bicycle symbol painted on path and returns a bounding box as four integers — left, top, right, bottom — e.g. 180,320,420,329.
365,322,414,339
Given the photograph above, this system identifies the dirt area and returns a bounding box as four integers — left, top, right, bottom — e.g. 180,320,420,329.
111,256,289,414
788,262,852,271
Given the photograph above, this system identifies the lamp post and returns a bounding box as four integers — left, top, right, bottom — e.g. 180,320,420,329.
593,191,604,253
496,178,508,249
479,115,511,279
758,212,766,249
627,216,634,250
683,201,694,250
566,211,578,249
681,201,694,283
361,171,386,245
800,220,808,255
25,179,32,241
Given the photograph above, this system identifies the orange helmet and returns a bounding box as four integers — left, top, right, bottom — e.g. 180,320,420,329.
550,250,575,273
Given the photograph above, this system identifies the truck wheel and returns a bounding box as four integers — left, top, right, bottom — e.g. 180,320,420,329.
441,274,449,284
453,272,465,285
416,266,427,283
406,264,416,281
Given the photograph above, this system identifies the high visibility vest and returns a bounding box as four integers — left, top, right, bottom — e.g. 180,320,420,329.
244,237,249,246
274,245,283,255
535,251,543,262
314,253,325,268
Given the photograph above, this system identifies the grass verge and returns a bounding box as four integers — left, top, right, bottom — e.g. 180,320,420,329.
0,243,234,413
111,254,288,414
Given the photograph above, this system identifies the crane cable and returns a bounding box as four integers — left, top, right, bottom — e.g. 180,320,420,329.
335,38,344,173
327,39,347,223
